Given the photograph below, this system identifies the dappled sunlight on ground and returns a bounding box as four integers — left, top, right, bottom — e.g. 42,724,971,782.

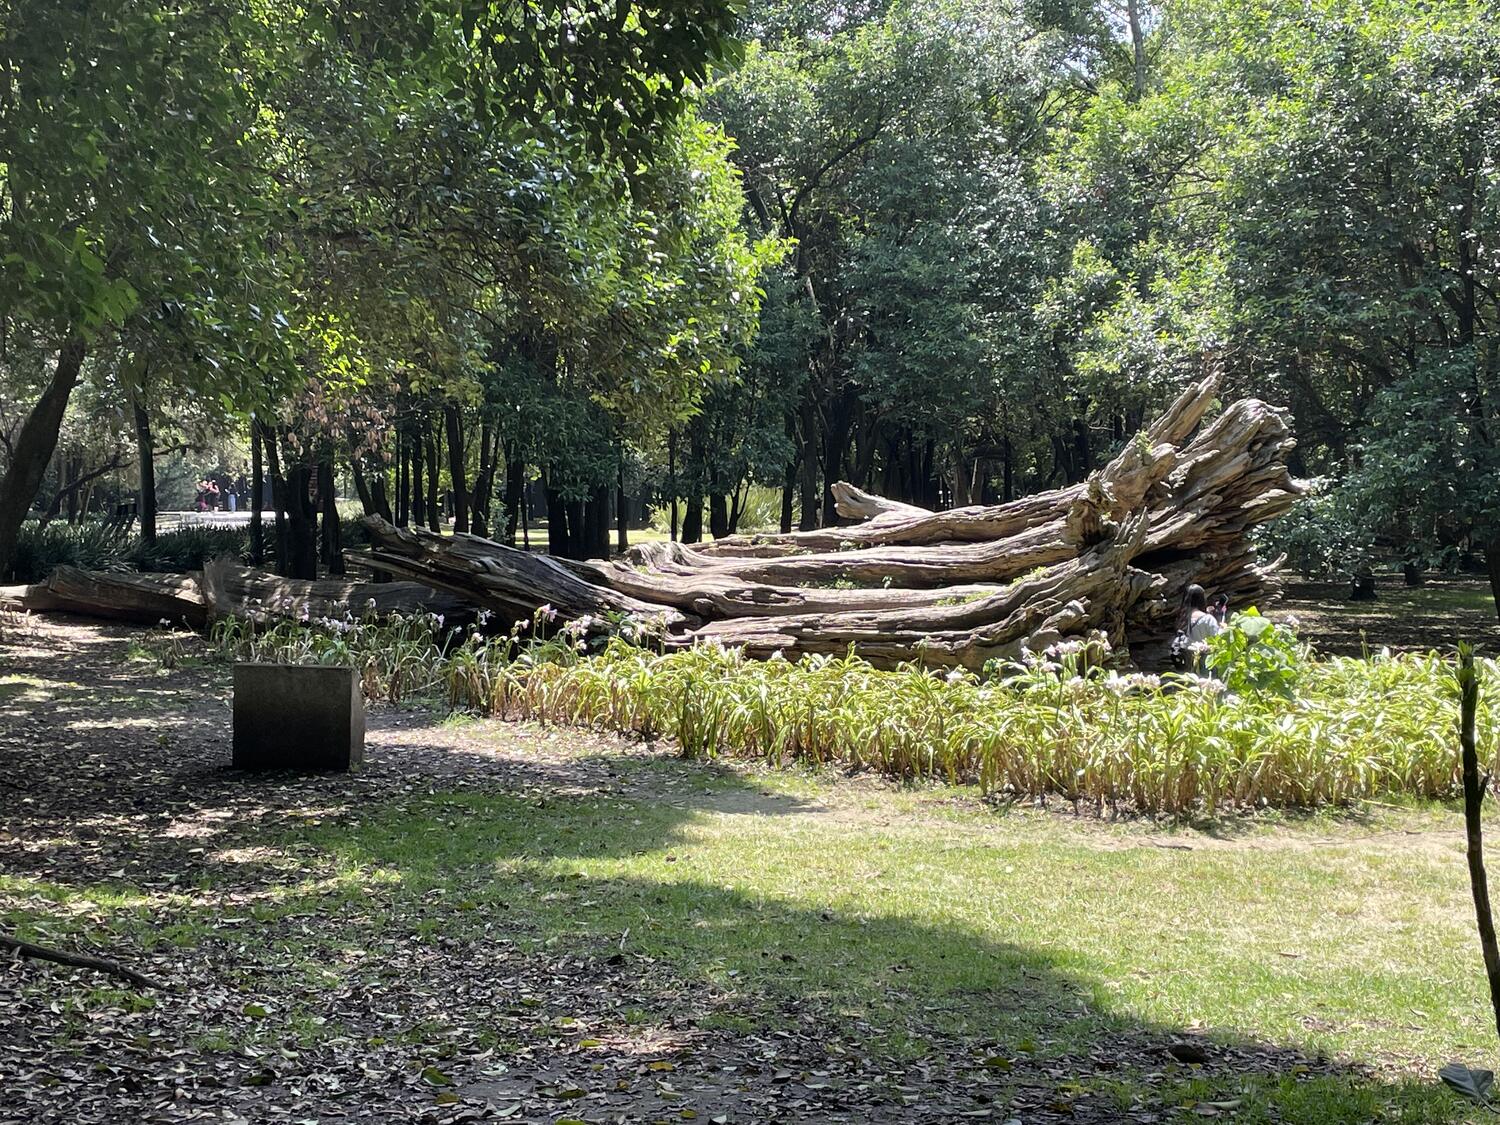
0,615,1487,1123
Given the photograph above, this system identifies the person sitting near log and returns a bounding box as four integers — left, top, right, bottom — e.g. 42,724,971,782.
1171,584,1220,670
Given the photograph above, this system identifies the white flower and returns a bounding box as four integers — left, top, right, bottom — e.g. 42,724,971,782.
945,667,965,684
536,603,558,623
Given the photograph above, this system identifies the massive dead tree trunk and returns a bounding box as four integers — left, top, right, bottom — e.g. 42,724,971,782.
10,374,1297,671
352,374,1298,668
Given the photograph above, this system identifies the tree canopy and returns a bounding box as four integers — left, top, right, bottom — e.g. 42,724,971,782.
2,0,1497,613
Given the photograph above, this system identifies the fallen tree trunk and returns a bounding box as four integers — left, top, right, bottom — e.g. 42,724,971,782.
1,559,467,628
0,566,208,627
6,372,1297,669
355,372,1300,667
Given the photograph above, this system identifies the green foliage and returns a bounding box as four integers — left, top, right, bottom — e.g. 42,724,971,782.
127,528,249,574
201,607,1495,815
9,522,131,584
1255,481,1377,580
9,521,252,582
1204,608,1304,698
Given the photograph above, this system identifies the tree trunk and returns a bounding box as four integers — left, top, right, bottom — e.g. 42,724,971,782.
502,447,523,546
425,427,440,532
798,401,819,531
567,497,588,559
1488,538,1500,623
395,430,409,528
319,455,344,576
709,492,730,540
616,461,628,554
682,494,703,544
410,430,426,529
545,484,571,559
260,422,289,575
285,461,318,580
250,420,264,567
668,430,679,543
0,337,86,579
134,399,157,546
470,422,494,539
444,403,468,535
351,456,376,516
1458,646,1500,1038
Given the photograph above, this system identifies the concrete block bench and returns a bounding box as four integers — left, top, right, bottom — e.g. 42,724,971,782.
232,663,365,771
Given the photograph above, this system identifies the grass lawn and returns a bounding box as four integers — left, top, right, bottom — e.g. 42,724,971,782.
2,618,1496,1122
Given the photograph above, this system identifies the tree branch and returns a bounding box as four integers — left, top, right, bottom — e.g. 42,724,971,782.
1,932,168,991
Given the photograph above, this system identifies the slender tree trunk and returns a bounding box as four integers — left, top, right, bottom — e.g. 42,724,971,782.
351,456,375,515
668,429,679,542
260,423,290,575
470,422,493,539
0,337,86,578
502,446,523,546
444,403,468,535
709,492,729,539
798,401,819,531
250,421,264,567
133,399,156,545
410,430,426,529
781,462,795,534
425,426,440,532
318,455,343,575
395,430,409,528
369,459,391,522
545,484,571,559
616,460,628,553
1458,646,1500,1038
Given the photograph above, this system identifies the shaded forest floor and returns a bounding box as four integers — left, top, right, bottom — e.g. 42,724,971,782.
1276,575,1500,656
0,617,1492,1123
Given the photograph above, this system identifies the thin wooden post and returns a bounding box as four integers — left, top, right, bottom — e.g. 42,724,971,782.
1458,642,1500,1039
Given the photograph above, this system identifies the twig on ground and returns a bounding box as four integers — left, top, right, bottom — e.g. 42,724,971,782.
1,932,169,991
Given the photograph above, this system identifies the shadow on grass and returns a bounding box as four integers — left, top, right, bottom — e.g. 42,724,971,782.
0,621,1480,1123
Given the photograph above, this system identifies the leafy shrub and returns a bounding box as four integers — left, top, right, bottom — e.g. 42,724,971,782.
195,605,1490,815
9,521,132,583
1255,479,1377,579
1205,608,1305,697
127,527,248,572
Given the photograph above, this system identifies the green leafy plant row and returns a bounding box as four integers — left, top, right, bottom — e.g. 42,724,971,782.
202,605,1490,816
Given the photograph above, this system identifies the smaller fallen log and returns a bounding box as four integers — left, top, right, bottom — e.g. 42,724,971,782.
200,557,468,623
2,559,472,629
0,565,207,627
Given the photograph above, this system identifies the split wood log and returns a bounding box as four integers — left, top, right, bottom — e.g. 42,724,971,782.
0,566,208,627
2,559,469,628
357,370,1300,667
199,557,468,623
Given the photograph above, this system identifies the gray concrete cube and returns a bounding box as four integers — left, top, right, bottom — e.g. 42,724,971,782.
232,663,365,770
